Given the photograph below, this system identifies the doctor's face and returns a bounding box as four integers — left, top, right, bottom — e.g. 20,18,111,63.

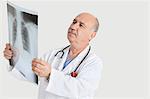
67,13,97,46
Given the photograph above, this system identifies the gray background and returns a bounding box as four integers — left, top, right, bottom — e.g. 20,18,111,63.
0,0,148,99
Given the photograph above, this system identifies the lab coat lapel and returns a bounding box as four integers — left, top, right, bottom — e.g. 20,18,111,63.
57,47,69,71
62,45,90,74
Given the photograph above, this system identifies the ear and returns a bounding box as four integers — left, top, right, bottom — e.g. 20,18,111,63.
89,32,96,41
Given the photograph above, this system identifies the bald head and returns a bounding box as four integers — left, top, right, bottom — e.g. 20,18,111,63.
77,12,99,32
68,12,99,46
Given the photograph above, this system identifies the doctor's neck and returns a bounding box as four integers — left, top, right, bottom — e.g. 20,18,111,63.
69,43,89,56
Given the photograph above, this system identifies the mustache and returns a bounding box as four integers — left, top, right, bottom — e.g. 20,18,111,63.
68,28,77,35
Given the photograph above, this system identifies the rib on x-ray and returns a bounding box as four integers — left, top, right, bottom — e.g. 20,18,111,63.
21,21,30,53
7,2,38,84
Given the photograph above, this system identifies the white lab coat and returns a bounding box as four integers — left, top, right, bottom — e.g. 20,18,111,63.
8,45,103,99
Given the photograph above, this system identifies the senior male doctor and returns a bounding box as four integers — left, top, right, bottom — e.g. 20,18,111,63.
3,12,103,99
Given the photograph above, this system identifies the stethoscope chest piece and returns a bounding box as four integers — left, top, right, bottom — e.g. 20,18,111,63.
71,72,78,77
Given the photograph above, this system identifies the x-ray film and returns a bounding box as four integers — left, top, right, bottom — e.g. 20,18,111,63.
7,2,38,84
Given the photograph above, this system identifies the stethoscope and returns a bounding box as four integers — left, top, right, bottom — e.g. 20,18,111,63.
54,45,91,77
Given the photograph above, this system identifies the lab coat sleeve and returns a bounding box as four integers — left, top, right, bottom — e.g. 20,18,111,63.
45,57,103,98
6,56,28,81
7,64,27,81
8,66,27,81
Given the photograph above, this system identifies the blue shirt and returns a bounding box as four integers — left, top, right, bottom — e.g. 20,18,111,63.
63,59,72,70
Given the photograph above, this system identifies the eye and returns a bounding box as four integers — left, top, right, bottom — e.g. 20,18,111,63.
79,23,83,27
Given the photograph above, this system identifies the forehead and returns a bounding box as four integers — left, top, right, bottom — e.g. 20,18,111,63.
74,13,96,26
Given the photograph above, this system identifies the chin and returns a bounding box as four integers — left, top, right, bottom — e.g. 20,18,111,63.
68,38,75,43
68,35,73,40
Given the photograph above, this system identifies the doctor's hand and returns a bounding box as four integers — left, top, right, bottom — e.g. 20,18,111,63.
32,58,51,79
3,43,13,60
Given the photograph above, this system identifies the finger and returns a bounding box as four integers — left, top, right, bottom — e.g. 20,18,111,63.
3,52,13,58
4,55,12,59
3,50,13,55
32,67,39,76
32,61,37,67
32,64,42,71
6,43,11,49
32,58,40,64
32,62,45,70
4,55,12,60
6,43,10,47
32,65,37,72
32,66,41,74
5,46,12,51
32,61,43,67
4,52,13,58
4,53,12,59
32,58,47,66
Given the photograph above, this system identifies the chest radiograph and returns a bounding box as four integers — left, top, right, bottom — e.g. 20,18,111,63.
7,2,38,84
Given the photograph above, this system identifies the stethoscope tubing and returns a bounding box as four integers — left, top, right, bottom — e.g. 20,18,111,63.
54,45,91,72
